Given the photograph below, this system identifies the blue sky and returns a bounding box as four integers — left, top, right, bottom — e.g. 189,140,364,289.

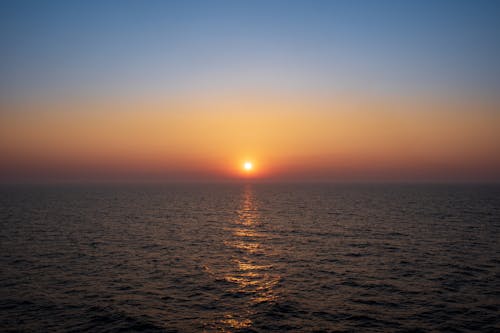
1,0,500,102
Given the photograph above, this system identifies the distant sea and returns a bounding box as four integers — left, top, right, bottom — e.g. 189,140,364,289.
1,184,499,332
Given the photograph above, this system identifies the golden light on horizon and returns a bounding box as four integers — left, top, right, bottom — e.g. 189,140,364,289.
1,95,500,182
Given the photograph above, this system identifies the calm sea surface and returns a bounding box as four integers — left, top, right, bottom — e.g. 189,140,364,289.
1,184,499,332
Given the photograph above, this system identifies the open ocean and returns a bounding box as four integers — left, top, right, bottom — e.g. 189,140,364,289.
1,184,499,332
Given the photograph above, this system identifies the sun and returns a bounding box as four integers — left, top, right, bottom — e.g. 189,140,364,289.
243,161,253,171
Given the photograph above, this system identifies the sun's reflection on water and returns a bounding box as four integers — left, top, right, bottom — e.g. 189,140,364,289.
208,184,280,332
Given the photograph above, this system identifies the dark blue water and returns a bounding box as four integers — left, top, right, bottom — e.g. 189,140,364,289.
1,184,499,332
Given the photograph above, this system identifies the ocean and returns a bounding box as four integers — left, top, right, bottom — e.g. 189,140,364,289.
1,184,499,332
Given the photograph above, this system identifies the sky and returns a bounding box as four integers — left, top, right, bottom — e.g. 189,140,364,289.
1,0,500,182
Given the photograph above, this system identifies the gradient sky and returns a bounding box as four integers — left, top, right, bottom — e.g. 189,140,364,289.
1,0,500,182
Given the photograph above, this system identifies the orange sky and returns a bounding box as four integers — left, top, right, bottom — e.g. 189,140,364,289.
1,92,499,182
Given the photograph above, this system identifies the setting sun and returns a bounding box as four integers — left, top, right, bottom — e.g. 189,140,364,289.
244,162,253,171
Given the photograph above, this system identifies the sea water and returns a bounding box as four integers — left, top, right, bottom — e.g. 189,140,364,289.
1,184,499,332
